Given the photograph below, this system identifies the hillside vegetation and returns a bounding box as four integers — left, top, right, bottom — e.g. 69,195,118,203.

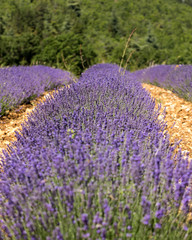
0,0,192,75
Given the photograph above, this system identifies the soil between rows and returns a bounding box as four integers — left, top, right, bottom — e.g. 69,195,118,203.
142,83,192,160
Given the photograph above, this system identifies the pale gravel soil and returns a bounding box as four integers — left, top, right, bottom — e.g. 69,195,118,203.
0,84,192,160
142,83,192,160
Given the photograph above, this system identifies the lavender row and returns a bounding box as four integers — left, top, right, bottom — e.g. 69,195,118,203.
131,64,192,102
0,65,74,117
0,64,192,239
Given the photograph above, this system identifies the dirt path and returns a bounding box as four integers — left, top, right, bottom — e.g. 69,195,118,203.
142,83,192,159
0,84,192,159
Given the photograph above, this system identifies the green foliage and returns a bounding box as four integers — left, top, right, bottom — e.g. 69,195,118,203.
0,0,192,73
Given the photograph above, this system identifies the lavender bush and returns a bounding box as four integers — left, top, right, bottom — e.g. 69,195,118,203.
0,65,74,117
0,63,192,239
131,64,192,102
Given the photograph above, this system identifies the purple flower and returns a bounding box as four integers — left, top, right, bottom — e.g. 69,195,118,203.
103,198,110,218
101,227,107,239
44,203,54,212
155,223,162,229
93,212,103,226
81,213,89,227
124,205,131,219
181,188,191,214
141,214,151,225
141,196,151,217
82,233,90,238
155,208,165,219
183,224,188,231
52,226,64,240
127,225,132,230
126,233,132,238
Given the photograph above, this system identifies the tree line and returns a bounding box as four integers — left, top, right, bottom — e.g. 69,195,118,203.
0,0,192,75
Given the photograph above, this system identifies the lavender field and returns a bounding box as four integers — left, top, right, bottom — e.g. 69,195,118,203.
0,65,74,117
0,64,192,239
131,64,192,102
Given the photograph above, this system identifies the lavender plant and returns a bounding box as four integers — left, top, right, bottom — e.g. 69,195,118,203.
0,65,74,117
132,64,192,102
0,64,192,239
